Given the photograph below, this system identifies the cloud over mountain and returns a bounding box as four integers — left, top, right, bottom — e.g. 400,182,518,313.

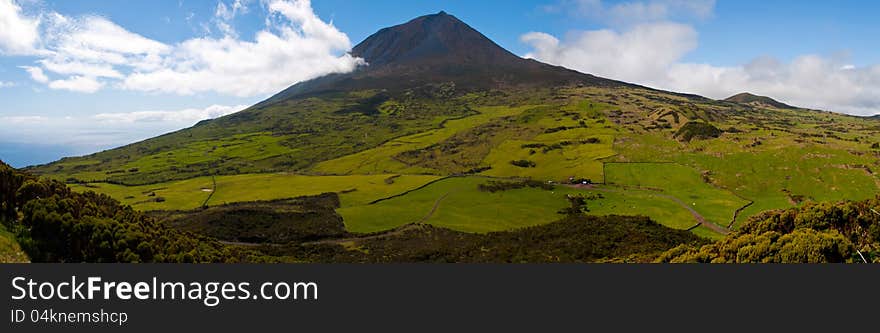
526,0,880,115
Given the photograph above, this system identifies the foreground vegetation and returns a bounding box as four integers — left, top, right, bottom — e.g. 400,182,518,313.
2,161,254,262
0,224,28,263
7,159,880,263
0,160,709,262
30,83,880,241
659,198,880,263
281,215,709,263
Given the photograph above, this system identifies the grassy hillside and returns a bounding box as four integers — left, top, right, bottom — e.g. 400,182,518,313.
313,104,541,175
70,173,440,211
30,84,880,240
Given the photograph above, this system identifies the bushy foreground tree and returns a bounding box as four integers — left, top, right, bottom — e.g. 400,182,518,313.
1,160,251,262
658,198,880,263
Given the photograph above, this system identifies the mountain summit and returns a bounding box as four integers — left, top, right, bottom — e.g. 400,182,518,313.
350,11,522,67
725,92,796,109
265,11,621,103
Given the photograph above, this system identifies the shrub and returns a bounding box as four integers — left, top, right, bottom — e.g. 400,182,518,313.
510,160,536,168
674,122,722,142
478,180,554,193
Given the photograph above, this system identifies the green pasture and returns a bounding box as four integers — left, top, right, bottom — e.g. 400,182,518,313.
612,130,880,228
70,174,441,211
480,138,613,182
604,163,751,229
312,105,541,175
70,177,215,211
208,173,441,207
339,176,709,234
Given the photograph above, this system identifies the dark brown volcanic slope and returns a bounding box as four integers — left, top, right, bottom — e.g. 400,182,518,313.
351,10,519,66
263,11,625,103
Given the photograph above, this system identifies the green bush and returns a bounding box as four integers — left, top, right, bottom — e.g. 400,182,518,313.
510,159,536,168
658,197,880,263
674,122,722,142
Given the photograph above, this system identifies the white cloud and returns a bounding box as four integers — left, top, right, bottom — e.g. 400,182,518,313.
122,0,362,97
93,104,247,123
0,0,40,55
216,0,249,21
216,2,234,21
47,75,103,93
12,13,171,87
213,0,251,37
524,24,880,115
35,14,171,81
19,65,48,83
53,16,171,56
39,59,124,78
0,115,47,123
10,0,362,97
523,22,697,84
0,81,16,88
0,104,248,148
664,58,880,115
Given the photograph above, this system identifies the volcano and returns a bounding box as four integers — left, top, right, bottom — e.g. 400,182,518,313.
29,11,683,184
264,11,623,103
24,11,880,266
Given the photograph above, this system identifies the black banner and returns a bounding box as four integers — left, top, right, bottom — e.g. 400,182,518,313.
2,264,877,332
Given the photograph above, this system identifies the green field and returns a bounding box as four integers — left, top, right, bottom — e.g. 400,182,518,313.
208,173,441,207
312,105,540,175
480,137,614,182
613,132,880,227
70,172,715,236
339,176,710,234
71,177,215,211
604,163,751,229
71,174,441,211
478,101,619,182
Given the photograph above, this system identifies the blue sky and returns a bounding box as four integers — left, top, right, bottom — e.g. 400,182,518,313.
2,0,880,167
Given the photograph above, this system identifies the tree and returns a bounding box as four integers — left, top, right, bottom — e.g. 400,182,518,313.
559,195,589,216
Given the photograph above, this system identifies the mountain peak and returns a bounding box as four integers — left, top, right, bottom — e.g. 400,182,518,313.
350,11,519,67
264,11,623,101
725,92,796,109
